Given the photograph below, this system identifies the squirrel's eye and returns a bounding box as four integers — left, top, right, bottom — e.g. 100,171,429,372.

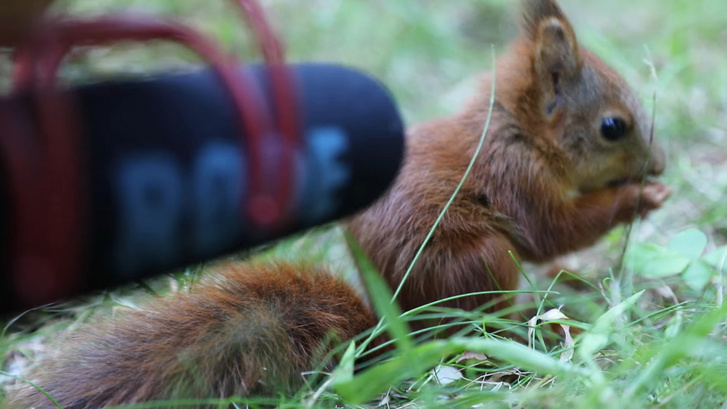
600,117,627,141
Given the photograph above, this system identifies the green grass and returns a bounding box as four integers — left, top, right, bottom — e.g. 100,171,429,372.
2,0,727,408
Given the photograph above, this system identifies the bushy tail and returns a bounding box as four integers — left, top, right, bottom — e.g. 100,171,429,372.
6,262,376,409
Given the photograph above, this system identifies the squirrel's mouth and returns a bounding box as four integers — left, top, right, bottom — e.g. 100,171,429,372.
607,176,651,188
607,178,633,187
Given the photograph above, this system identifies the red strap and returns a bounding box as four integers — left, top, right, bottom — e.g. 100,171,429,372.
234,0,301,226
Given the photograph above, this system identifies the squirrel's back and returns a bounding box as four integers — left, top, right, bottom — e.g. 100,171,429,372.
6,263,375,409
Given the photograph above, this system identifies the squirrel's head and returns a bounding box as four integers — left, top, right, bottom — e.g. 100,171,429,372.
515,0,665,192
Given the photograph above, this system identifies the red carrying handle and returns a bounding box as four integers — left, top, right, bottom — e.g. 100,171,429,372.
234,0,300,225
4,1,300,305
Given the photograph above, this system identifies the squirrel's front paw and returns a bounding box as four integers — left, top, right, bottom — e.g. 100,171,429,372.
626,181,672,217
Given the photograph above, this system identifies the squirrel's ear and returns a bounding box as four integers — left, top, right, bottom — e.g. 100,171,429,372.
522,0,582,96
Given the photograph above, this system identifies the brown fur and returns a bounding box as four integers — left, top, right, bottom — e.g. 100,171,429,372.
5,1,670,407
6,263,376,409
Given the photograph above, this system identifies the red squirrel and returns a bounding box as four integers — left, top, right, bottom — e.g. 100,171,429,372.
5,1,670,408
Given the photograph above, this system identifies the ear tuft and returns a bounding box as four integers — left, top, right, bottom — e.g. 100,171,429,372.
521,0,582,118
521,0,567,40
536,17,580,77
522,0,581,79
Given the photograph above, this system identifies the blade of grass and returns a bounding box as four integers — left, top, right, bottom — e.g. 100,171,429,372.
623,300,727,402
391,44,498,302
344,230,413,353
336,336,592,404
